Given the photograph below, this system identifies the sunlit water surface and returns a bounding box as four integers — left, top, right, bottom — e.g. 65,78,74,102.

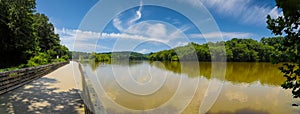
81,61,300,114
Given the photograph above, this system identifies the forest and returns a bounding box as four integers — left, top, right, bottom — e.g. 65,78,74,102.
82,36,285,62
72,51,148,62
149,37,285,62
0,0,70,70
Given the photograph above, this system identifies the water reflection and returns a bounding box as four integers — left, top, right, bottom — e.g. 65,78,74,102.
83,61,200,113
81,61,300,114
90,61,286,85
151,62,286,86
85,60,144,71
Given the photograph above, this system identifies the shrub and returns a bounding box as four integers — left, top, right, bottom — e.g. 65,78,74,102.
27,52,51,67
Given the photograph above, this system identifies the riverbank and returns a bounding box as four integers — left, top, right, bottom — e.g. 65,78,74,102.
0,63,84,114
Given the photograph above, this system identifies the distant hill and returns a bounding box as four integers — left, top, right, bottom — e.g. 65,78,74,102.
71,37,286,62
71,51,148,62
148,37,285,62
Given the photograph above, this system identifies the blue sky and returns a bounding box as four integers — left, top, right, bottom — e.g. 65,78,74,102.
36,0,282,53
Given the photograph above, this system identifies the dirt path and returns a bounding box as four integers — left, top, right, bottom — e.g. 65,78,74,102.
0,63,84,114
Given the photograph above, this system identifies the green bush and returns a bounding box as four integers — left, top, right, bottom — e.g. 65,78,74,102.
54,55,69,62
27,52,51,67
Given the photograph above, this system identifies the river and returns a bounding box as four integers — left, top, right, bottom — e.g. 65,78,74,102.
80,61,300,114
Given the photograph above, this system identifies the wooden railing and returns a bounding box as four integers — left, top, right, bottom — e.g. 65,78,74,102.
0,61,69,95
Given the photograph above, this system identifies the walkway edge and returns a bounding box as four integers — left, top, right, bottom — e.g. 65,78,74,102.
0,61,69,95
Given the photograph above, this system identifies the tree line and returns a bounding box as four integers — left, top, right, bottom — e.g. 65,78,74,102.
77,36,285,63
0,0,70,69
149,37,285,62
87,51,148,62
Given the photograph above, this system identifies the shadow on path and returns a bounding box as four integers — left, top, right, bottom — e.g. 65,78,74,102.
0,77,83,114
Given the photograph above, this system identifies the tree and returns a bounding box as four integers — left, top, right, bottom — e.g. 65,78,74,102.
267,0,300,98
0,0,36,68
148,38,283,62
0,0,70,68
33,13,60,52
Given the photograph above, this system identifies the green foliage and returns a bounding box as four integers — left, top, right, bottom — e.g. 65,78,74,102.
75,37,285,63
149,38,282,62
0,67,19,73
27,52,51,67
33,13,60,52
0,0,70,69
0,0,36,67
266,0,300,98
27,46,70,66
171,55,179,61
54,55,69,62
86,51,147,62
88,52,110,62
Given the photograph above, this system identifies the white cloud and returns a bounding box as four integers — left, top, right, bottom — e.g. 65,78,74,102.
74,43,109,52
99,23,190,52
72,43,91,52
113,0,143,32
193,0,283,24
55,28,100,42
189,32,253,39
175,0,202,8
127,22,189,41
113,18,125,32
55,21,188,52
166,17,182,25
55,28,109,52
144,23,167,38
55,18,192,52
128,0,143,25
101,32,150,41
100,32,169,43
110,0,191,46
174,41,189,47
102,21,189,44
268,6,283,19
56,26,253,52
125,23,167,38
137,49,149,54
169,26,190,38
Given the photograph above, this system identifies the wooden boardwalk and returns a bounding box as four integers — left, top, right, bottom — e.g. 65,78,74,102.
0,63,84,114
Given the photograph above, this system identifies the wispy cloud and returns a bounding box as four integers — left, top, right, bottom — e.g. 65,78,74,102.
56,21,189,51
174,41,189,47
137,49,149,54
128,0,143,25
55,28,109,52
74,43,110,52
55,28,100,42
101,32,152,41
113,0,143,32
194,0,283,24
166,17,182,25
268,6,283,19
105,21,189,43
56,26,254,52
189,32,253,40
113,18,125,32
126,23,167,38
